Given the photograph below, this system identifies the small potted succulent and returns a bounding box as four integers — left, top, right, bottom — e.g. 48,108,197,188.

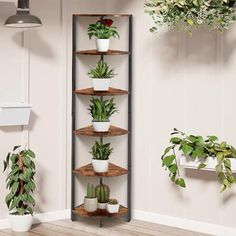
88,97,118,132
88,18,119,52
107,199,119,214
88,60,116,91
3,146,36,232
84,183,97,212
90,141,113,173
95,184,110,210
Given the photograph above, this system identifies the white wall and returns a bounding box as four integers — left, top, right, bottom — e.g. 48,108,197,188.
1,0,236,233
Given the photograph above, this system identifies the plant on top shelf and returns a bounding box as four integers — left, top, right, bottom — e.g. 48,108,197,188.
162,128,236,192
84,183,97,213
88,60,116,91
3,145,36,232
90,141,113,173
88,97,118,132
88,18,120,52
144,0,236,35
107,198,119,213
95,184,110,209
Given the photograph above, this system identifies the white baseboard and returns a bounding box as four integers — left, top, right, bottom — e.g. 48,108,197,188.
133,209,236,236
0,209,70,230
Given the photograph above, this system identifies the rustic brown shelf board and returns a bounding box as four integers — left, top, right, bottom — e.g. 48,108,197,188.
73,204,128,218
75,87,129,96
74,14,131,17
74,126,128,137
73,163,128,177
76,50,129,56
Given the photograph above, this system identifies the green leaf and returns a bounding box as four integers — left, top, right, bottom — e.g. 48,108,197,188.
162,155,175,167
170,137,182,144
3,161,7,172
17,208,25,216
162,145,174,158
176,178,186,188
168,164,177,174
197,163,207,170
207,136,218,142
216,152,224,163
11,182,19,195
181,143,193,155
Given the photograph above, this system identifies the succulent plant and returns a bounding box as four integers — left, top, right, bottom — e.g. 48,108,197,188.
88,97,118,122
108,199,119,205
86,183,96,199
90,141,113,160
95,184,110,203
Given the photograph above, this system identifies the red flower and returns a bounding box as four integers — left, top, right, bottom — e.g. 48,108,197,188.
97,18,113,27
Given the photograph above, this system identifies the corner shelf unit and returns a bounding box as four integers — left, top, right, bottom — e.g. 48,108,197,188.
71,14,133,227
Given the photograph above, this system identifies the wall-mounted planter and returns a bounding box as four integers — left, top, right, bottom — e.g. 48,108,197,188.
0,104,31,126
180,156,236,173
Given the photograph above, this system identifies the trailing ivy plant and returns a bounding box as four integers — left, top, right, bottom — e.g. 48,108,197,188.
144,0,236,34
162,129,236,192
3,146,36,215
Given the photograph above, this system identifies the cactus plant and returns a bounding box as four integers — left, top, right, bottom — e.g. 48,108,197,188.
95,184,110,203
108,199,118,205
86,183,96,199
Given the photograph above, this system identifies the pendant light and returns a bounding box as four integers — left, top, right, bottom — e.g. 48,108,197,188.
4,0,42,28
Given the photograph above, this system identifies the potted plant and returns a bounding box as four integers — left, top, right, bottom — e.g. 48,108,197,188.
88,18,119,52
90,141,113,173
162,128,236,192
88,60,116,91
88,97,118,132
107,199,119,214
95,184,110,210
84,183,97,212
145,0,236,34
3,146,36,232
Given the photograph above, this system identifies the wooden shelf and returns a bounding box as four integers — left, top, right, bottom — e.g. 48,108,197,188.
75,87,129,96
74,126,128,137
73,204,128,218
76,50,129,56
73,163,128,177
74,14,131,18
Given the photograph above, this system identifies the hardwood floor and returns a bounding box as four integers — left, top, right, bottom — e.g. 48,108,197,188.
0,219,212,236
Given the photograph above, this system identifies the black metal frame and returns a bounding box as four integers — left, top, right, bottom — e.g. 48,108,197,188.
71,14,133,225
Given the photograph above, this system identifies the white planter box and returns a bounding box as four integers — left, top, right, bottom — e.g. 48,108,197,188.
8,214,33,232
180,156,236,173
96,39,110,52
0,104,31,126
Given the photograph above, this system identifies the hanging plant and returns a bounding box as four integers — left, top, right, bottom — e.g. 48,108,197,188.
144,0,236,34
162,128,236,192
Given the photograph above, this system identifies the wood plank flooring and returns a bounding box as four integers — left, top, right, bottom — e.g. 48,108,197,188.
0,219,212,236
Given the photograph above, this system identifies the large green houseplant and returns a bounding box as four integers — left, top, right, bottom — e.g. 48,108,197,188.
3,145,36,232
162,129,236,192
145,0,236,34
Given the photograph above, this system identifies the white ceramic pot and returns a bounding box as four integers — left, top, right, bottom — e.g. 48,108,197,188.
92,121,111,132
92,78,111,91
8,214,33,232
107,203,119,214
96,39,110,52
98,202,107,210
92,159,109,173
84,197,98,212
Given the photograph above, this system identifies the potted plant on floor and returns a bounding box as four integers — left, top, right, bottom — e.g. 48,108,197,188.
162,128,236,192
90,141,113,173
84,183,97,212
88,60,116,91
3,145,36,232
88,18,119,52
95,184,110,210
107,199,119,214
88,97,118,132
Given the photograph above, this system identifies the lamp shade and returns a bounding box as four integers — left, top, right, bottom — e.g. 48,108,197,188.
4,0,42,28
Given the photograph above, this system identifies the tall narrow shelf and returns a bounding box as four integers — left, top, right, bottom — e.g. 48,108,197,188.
72,14,132,226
